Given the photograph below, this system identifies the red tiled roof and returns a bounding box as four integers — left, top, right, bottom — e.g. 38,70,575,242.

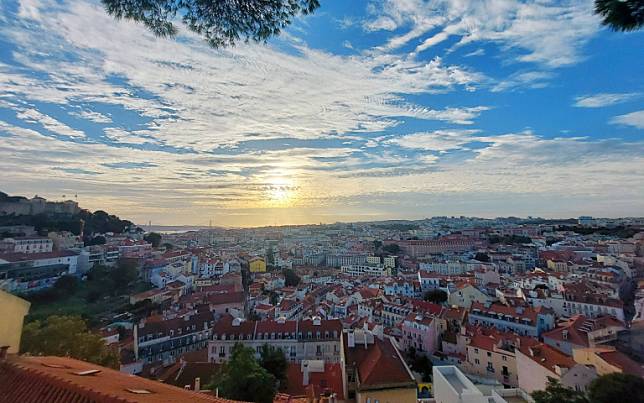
542,315,624,348
206,291,245,306
518,342,575,373
285,363,344,399
0,355,242,403
345,337,415,389
410,300,444,316
595,350,644,377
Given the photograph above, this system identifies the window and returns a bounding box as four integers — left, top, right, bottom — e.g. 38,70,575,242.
502,355,507,361
487,351,491,357
475,358,480,365
474,348,479,354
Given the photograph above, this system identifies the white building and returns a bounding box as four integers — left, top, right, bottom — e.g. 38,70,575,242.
0,237,53,254
341,264,389,277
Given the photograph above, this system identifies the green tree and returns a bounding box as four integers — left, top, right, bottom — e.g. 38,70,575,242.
595,0,644,31
406,347,432,382
112,259,139,290
532,378,588,403
162,242,173,251
86,235,106,246
383,243,401,255
259,344,288,391
588,373,644,403
266,245,275,267
424,289,448,304
54,275,79,295
144,232,162,247
209,343,276,403
101,0,319,48
283,268,300,287
474,252,490,262
21,315,119,369
269,291,280,306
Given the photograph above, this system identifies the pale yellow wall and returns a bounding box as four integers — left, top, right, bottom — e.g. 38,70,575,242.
249,259,266,273
357,386,417,403
464,345,518,386
573,348,621,376
0,290,31,353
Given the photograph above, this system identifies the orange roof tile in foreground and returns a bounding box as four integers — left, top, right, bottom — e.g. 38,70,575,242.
0,355,244,403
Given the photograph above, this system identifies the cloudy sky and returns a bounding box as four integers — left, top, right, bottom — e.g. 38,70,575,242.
0,0,643,227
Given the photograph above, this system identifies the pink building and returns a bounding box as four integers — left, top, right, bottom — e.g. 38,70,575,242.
401,312,438,355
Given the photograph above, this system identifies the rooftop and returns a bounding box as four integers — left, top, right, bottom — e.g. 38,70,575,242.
0,355,242,403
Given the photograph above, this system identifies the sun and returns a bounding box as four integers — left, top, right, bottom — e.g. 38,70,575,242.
265,176,298,206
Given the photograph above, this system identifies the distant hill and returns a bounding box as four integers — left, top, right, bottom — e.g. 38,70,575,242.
0,191,139,237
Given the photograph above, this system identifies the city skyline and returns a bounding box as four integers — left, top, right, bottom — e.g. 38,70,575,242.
1,0,643,227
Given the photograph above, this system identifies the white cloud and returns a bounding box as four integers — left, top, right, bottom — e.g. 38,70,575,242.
0,0,487,153
365,0,600,68
389,129,481,151
16,108,85,138
69,109,112,123
491,71,553,92
574,93,640,108
610,110,644,129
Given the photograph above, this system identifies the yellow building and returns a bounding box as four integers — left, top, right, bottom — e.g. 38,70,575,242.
249,257,267,273
0,289,31,353
573,347,644,377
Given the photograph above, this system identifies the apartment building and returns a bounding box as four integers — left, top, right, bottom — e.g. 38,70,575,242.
134,310,215,366
208,315,343,364
468,302,555,337
0,236,53,254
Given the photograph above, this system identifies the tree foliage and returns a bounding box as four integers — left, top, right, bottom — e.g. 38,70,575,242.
101,0,320,48
86,235,106,246
0,209,136,237
259,344,288,391
54,275,80,295
595,0,644,31
424,289,448,304
283,268,300,287
588,373,644,403
21,315,119,368
532,378,588,403
144,232,162,247
383,243,401,255
209,343,276,403
406,347,432,382
474,252,490,262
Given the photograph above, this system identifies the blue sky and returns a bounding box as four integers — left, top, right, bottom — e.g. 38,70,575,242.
0,0,642,226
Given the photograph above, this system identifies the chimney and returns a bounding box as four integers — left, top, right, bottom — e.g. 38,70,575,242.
194,377,201,392
0,346,9,360
302,362,310,386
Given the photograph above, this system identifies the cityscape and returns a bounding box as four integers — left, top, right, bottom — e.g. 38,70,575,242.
1,192,643,402
1,0,644,403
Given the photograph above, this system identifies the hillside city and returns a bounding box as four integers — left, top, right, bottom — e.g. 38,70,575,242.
1,192,643,403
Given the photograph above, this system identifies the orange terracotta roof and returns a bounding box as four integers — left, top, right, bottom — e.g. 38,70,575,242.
0,355,243,403
518,343,575,373
345,337,415,389
285,362,344,399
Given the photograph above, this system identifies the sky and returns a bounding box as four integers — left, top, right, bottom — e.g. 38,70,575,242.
0,0,643,227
